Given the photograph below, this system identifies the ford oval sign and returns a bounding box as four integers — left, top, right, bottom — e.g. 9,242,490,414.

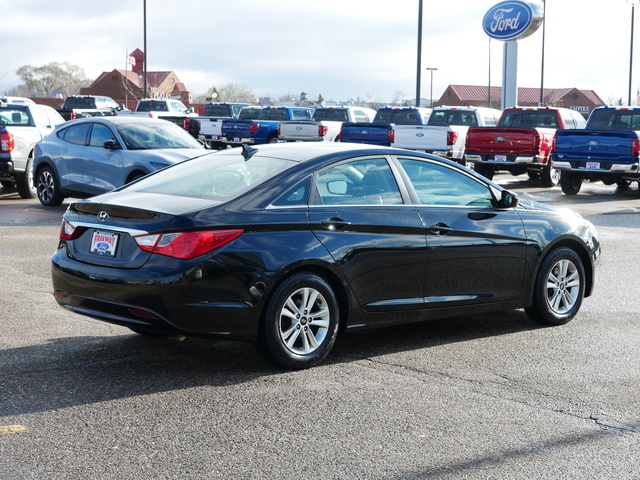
483,0,543,41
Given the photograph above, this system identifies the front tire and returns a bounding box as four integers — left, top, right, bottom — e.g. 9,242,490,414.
256,272,340,369
36,166,64,207
525,247,585,326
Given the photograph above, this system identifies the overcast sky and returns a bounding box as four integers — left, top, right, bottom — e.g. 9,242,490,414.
1,0,637,104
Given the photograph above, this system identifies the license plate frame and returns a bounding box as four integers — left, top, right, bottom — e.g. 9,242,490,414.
586,162,600,170
494,155,507,162
90,230,119,257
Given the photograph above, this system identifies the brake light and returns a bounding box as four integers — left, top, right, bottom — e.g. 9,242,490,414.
183,119,191,130
70,112,77,120
0,131,14,153
250,124,259,135
551,136,557,154
59,219,85,241
319,125,329,137
632,138,640,158
388,128,395,144
134,229,243,260
533,135,541,153
447,130,458,146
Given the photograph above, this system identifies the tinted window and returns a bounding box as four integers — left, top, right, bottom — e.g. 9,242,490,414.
398,158,493,207
313,109,349,122
374,109,418,125
315,157,402,205
88,123,115,147
587,110,640,130
128,152,291,201
203,104,232,117
61,123,91,145
272,177,311,207
499,111,557,128
238,108,263,120
428,110,478,127
114,121,202,150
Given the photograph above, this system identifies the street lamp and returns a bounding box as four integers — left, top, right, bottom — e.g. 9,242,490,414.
628,0,640,106
426,67,438,107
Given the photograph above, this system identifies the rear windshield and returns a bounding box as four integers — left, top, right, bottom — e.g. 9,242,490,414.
313,109,349,122
260,109,289,121
63,97,96,109
202,104,232,117
498,111,558,128
238,108,263,120
586,110,640,130
427,110,479,127
373,109,419,125
127,152,292,201
0,107,30,126
136,100,170,112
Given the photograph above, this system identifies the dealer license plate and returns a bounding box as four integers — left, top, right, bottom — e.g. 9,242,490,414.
90,230,119,257
586,162,600,169
494,155,507,162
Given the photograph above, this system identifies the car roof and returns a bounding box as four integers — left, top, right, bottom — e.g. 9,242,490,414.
64,116,175,126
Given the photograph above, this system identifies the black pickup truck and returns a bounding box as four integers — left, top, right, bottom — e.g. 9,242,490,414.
57,95,122,121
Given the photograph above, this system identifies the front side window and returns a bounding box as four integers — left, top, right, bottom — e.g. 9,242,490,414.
315,157,402,206
88,123,115,147
398,158,493,207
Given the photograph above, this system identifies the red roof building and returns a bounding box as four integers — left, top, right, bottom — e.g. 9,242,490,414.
436,85,605,117
79,48,191,108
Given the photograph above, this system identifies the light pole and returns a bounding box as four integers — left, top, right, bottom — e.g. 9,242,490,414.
628,0,640,106
416,0,423,107
426,67,437,107
539,0,546,106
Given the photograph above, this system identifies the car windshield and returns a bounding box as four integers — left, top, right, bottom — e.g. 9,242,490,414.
114,121,202,150
126,151,292,201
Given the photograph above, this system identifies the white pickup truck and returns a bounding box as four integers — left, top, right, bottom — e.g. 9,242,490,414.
278,105,376,142
197,105,261,149
0,100,65,198
392,106,502,161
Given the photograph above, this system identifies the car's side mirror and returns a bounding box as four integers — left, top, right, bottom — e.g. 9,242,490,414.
499,190,519,208
103,139,121,150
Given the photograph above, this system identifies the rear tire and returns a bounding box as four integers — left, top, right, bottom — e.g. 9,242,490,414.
474,163,494,180
540,164,560,188
525,247,585,326
256,272,340,369
36,166,64,207
560,172,582,195
17,156,37,199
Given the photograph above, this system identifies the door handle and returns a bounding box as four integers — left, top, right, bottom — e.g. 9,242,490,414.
428,223,454,235
320,217,352,231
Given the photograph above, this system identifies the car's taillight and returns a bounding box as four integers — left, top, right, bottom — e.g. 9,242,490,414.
533,135,541,153
183,119,191,130
59,219,85,241
250,124,260,135
447,130,458,146
551,136,557,154
633,138,640,157
388,128,395,144
134,229,243,260
1,131,14,153
319,125,329,137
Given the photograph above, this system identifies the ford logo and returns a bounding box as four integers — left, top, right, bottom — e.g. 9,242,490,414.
588,140,600,146
416,133,424,137
296,127,302,131
496,136,506,142
97,211,110,222
483,1,543,41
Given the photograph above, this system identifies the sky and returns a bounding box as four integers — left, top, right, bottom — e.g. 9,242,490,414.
1,0,637,105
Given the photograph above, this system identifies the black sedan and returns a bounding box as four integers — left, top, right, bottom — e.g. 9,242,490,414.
51,143,600,369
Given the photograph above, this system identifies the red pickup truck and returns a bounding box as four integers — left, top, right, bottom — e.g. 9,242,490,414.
464,107,587,187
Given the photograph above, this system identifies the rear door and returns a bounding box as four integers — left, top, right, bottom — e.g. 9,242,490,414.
394,156,528,310
308,155,427,314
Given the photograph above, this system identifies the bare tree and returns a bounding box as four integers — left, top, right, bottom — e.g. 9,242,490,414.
15,62,90,97
207,83,256,103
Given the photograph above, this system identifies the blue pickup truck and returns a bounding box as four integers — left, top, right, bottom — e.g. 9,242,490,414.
339,107,432,146
552,106,640,195
221,106,314,146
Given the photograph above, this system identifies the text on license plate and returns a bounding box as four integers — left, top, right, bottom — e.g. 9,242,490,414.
586,162,600,169
90,230,119,257
494,155,507,162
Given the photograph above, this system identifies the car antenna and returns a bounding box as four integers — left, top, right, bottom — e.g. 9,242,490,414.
241,144,258,161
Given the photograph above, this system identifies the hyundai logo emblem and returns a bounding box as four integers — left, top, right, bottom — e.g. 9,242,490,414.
97,211,110,222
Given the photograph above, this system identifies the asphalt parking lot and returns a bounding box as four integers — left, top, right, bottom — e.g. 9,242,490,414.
1,176,639,479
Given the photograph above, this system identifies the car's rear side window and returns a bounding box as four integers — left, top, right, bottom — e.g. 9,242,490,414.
61,123,91,145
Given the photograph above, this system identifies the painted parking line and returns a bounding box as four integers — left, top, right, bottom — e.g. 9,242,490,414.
0,425,27,434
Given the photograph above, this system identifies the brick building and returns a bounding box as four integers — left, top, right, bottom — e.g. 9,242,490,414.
436,85,605,117
79,48,191,109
